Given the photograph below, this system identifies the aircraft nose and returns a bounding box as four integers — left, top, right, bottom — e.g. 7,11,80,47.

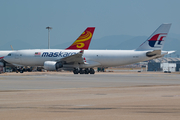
3,56,10,62
3,56,7,60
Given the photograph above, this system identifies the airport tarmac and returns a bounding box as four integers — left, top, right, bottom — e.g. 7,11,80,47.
0,71,180,120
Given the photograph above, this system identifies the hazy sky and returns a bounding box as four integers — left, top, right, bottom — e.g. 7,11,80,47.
0,0,180,48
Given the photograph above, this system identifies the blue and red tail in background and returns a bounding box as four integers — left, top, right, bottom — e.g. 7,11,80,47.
136,23,171,51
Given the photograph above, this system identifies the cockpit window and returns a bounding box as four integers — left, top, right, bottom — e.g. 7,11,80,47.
8,53,11,56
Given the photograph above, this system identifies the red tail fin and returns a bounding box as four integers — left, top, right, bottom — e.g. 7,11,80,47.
66,27,95,50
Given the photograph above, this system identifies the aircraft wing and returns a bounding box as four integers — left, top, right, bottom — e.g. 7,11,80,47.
59,50,84,64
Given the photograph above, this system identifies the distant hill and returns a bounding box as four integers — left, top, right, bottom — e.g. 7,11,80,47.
51,41,73,49
0,39,36,50
114,36,147,50
89,35,134,49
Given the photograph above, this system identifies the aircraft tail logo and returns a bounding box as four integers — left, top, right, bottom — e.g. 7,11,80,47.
148,33,167,48
136,23,171,51
66,27,95,50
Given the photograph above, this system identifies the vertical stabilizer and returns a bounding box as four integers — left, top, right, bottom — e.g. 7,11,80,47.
66,27,95,50
136,23,171,51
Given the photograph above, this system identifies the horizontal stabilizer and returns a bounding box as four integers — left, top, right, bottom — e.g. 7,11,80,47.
146,50,161,57
167,51,175,54
149,52,168,59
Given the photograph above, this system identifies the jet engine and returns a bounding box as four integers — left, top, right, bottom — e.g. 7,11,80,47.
44,61,63,71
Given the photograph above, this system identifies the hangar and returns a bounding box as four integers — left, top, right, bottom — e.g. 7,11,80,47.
148,57,180,72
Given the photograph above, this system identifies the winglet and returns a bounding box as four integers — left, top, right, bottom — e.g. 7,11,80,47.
66,27,95,50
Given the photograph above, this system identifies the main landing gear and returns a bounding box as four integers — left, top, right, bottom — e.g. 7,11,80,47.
73,68,95,74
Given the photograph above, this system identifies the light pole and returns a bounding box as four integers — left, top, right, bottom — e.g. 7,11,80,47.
46,26,52,49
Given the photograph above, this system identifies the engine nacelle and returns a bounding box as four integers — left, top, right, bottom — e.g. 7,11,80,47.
44,61,63,71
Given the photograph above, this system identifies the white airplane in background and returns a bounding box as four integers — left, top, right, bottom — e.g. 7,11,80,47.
0,27,95,72
4,23,174,74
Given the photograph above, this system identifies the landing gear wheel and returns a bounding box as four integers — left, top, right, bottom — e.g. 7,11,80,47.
90,68,95,74
73,69,79,74
84,68,89,74
79,68,85,74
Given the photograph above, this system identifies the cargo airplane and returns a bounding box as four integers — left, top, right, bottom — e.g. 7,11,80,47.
4,24,174,74
0,27,95,72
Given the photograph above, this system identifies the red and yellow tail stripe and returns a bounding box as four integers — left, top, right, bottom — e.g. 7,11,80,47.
66,27,95,50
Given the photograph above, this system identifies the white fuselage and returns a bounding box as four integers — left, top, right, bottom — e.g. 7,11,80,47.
4,49,153,68
0,51,13,57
